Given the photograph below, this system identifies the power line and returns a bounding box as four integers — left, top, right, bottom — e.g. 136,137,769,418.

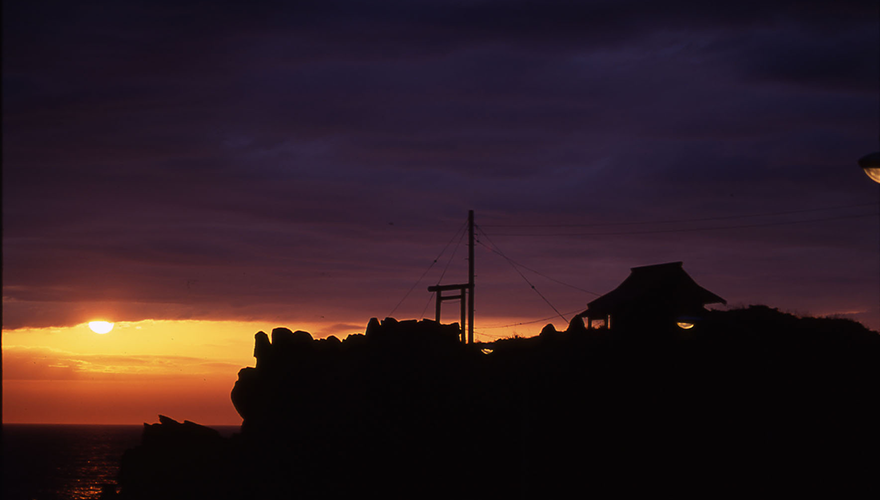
478,309,586,331
419,291,435,320
388,218,468,317
486,212,878,237
476,225,600,296
419,227,466,320
418,219,468,321
435,224,468,285
480,202,879,229
476,230,569,323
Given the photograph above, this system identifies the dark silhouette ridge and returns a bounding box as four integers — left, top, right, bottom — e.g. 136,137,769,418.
108,309,880,499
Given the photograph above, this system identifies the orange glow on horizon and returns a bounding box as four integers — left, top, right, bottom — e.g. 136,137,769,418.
3,320,288,425
3,316,553,424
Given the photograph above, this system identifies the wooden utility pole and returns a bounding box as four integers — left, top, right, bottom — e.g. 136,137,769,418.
427,210,476,344
468,209,475,344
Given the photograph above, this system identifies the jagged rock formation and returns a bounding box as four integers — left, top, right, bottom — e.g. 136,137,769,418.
115,416,230,499
114,310,880,499
231,318,470,435
229,318,483,498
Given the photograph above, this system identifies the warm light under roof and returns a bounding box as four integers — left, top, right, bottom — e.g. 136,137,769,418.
859,152,880,184
88,321,114,334
863,168,880,184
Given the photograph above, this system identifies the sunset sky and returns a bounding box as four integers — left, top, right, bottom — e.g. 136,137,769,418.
3,1,879,424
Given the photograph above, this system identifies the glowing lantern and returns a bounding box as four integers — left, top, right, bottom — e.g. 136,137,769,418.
859,152,880,184
676,315,700,330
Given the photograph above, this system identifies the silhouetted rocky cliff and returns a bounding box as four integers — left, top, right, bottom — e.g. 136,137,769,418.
112,309,880,499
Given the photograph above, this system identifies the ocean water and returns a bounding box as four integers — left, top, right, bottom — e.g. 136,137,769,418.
2,424,239,500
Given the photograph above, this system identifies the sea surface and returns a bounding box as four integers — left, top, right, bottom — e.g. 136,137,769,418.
2,424,240,500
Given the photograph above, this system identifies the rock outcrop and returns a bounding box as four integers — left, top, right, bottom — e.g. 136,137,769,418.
114,310,880,499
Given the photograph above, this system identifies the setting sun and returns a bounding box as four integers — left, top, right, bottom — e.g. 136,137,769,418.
88,321,114,334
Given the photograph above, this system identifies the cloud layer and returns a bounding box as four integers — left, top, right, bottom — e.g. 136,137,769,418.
3,1,879,332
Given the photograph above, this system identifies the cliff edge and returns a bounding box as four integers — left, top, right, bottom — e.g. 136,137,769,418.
113,310,880,498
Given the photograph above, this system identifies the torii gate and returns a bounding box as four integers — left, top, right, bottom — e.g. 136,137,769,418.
428,210,475,344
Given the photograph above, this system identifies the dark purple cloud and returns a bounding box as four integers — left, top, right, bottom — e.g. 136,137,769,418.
3,1,878,332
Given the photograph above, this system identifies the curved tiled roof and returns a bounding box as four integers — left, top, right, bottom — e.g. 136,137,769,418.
580,262,725,319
